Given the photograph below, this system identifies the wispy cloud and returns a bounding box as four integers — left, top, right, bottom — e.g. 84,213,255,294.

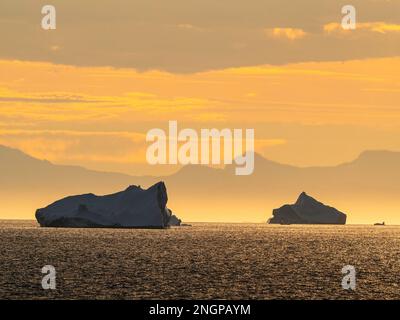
1,57,400,174
324,22,400,34
0,129,147,164
1,1,400,71
177,24,205,32
265,28,307,40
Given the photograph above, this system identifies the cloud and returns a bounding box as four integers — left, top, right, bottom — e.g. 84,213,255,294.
1,0,400,72
50,45,61,52
324,22,400,34
177,24,205,32
2,57,400,131
0,95,101,104
1,56,400,174
0,128,287,174
265,28,307,40
0,129,147,164
0,80,218,125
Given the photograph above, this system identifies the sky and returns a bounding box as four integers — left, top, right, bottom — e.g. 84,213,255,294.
0,0,400,177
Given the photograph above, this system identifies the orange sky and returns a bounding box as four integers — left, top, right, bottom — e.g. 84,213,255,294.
1,1,400,223
1,57,400,175
1,1,400,175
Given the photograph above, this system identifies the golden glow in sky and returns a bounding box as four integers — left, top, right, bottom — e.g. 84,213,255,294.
1,0,400,223
1,57,400,175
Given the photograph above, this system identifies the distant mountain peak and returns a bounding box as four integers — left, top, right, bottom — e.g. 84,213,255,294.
0,144,24,154
351,150,400,166
358,149,400,158
0,144,45,163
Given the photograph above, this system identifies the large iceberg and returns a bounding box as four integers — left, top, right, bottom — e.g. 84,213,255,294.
268,192,347,225
36,182,180,228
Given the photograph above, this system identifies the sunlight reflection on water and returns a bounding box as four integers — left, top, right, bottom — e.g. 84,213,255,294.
0,220,399,299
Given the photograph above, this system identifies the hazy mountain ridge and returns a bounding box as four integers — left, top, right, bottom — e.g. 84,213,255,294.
1,145,399,223
0,145,155,190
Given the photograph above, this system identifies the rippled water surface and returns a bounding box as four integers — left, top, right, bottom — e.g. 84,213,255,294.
1,220,400,299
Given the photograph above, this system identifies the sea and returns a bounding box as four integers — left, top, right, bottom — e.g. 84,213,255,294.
0,220,399,300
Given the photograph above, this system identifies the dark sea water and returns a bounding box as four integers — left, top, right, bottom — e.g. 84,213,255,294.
0,220,399,300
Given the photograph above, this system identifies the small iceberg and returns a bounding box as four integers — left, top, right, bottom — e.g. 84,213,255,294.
268,192,347,225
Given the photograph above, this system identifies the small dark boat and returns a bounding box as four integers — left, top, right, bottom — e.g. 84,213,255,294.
374,222,385,226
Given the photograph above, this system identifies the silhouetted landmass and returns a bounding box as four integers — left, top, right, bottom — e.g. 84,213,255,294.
268,192,347,225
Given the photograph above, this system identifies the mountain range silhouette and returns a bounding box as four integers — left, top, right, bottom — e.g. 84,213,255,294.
1,145,399,223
